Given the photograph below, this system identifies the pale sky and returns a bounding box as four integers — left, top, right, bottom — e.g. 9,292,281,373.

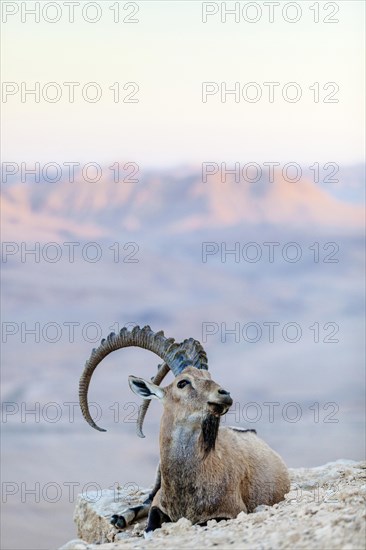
1,1,365,167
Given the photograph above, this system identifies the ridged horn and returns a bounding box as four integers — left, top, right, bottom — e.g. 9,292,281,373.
79,326,208,432
136,363,170,438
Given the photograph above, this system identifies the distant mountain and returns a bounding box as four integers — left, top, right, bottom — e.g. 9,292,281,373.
1,166,364,242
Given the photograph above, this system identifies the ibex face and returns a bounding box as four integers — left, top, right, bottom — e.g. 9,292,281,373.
129,367,234,457
129,367,233,423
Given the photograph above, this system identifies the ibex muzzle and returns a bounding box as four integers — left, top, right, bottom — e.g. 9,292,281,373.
208,387,233,416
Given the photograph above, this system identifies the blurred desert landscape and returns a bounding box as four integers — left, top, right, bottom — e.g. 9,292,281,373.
1,2,365,548
1,164,365,549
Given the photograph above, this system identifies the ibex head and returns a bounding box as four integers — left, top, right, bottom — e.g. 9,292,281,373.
129,367,232,421
129,367,233,455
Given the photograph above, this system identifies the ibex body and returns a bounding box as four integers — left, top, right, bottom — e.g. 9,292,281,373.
79,326,290,534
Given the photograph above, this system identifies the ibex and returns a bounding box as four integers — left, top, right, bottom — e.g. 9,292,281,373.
79,326,290,535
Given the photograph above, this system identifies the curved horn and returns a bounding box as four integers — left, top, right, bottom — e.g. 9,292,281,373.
136,363,170,438
136,338,209,438
79,326,208,432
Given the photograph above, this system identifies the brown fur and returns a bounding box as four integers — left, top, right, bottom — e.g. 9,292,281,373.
129,367,291,526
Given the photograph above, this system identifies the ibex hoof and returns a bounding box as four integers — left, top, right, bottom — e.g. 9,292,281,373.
110,514,126,530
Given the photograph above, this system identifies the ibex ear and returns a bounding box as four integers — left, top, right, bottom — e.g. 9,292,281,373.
128,375,165,400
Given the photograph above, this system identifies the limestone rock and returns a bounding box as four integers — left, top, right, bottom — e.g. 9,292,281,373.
62,461,366,550
59,540,89,550
73,486,150,544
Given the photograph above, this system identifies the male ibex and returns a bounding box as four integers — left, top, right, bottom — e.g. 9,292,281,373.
79,326,290,535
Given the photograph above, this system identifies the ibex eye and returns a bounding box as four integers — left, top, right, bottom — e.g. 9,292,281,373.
177,379,190,389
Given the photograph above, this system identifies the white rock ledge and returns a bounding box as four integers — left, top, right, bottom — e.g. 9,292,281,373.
61,460,366,550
